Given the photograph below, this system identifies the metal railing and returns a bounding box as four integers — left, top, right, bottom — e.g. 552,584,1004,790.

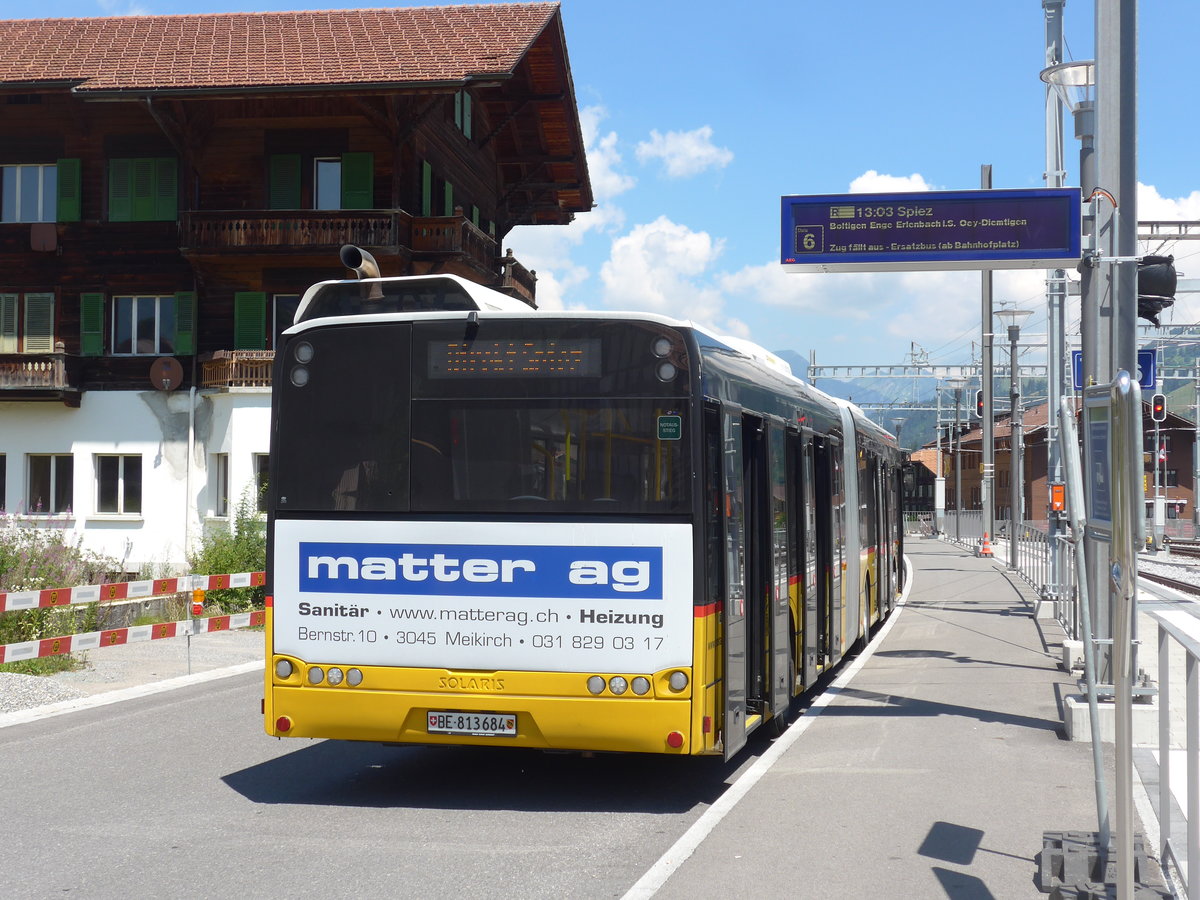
200,350,274,389
1150,609,1200,897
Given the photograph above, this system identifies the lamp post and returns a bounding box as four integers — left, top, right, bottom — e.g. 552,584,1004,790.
946,376,968,543
995,308,1032,570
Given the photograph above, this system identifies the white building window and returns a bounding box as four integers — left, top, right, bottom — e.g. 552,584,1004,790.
96,455,142,515
1,163,56,223
212,453,229,517
27,454,72,515
112,295,175,355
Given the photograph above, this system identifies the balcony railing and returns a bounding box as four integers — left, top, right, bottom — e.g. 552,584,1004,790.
179,208,534,303
200,350,274,389
180,211,401,251
0,351,81,405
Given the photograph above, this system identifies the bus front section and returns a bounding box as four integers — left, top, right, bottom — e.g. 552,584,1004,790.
264,307,705,754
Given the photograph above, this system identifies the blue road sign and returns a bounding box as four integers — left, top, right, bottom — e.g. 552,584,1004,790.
780,188,1082,273
1071,350,1155,390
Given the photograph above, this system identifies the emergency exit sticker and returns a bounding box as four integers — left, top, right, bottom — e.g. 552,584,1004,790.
657,415,682,441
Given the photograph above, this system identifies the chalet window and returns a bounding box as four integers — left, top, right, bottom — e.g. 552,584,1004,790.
0,292,54,353
1,163,56,222
108,157,177,222
454,90,473,140
269,153,372,211
1165,469,1179,488
96,454,142,515
272,294,300,349
421,161,433,216
314,158,341,209
211,453,229,517
27,454,72,515
112,295,175,355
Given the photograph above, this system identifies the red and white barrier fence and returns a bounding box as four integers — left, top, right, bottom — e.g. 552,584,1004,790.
0,570,268,664
0,609,266,665
0,571,266,614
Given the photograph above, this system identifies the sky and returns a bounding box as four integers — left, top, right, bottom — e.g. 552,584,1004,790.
27,0,1200,373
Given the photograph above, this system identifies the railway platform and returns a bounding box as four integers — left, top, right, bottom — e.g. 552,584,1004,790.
643,536,1169,899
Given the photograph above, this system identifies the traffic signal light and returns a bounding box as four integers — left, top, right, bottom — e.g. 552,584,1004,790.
975,389,984,419
1138,255,1177,326
1151,393,1166,422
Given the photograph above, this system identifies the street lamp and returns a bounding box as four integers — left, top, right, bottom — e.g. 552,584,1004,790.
995,307,1032,570
945,376,968,542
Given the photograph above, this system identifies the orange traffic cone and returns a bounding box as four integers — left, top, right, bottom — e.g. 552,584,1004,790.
977,532,995,558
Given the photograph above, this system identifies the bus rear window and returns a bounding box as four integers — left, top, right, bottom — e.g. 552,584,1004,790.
410,400,689,514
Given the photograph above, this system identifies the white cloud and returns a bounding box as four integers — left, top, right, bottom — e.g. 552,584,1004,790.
600,216,728,327
579,106,636,202
635,126,733,178
848,171,936,193
1138,182,1200,220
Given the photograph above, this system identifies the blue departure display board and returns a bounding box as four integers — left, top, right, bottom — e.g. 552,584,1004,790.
780,188,1082,272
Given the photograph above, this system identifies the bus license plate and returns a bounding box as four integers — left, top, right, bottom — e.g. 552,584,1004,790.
427,711,517,737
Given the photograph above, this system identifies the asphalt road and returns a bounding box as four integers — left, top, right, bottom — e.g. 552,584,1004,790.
0,668,763,899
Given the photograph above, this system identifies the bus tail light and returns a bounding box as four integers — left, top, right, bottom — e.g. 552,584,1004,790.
666,731,684,749
275,659,293,679
586,676,605,695
668,671,689,692
276,716,292,732
308,667,325,684
348,668,363,686
631,677,651,695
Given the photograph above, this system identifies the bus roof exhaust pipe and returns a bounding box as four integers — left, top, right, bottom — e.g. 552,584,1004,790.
340,244,381,280
339,244,384,301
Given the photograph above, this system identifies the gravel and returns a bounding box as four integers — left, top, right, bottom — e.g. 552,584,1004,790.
0,673,87,713
0,629,263,717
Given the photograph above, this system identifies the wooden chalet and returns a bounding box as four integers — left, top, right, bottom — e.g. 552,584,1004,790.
0,3,592,402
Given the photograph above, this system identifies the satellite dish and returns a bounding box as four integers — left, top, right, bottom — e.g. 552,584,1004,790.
149,357,184,391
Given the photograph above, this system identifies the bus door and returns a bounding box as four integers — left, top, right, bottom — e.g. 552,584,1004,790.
740,412,772,719
795,431,819,688
766,422,792,717
719,405,748,759
813,435,843,665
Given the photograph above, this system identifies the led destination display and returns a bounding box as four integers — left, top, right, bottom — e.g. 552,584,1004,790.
780,188,1081,272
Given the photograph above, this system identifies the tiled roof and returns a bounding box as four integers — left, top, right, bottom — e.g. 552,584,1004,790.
0,4,559,93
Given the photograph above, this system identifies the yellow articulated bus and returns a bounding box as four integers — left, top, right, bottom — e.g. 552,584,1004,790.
264,247,904,759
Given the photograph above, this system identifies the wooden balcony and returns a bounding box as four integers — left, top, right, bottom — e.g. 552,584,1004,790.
0,351,82,406
178,209,534,303
200,350,274,390
180,210,400,251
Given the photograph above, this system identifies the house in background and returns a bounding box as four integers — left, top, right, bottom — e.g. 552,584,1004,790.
0,3,592,572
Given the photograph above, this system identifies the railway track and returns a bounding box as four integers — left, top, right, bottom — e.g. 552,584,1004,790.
1139,568,1200,596
1165,540,1200,560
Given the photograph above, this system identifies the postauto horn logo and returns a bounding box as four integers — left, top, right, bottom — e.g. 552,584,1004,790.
299,542,663,599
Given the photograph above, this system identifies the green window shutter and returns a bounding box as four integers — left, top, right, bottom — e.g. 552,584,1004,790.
80,292,105,356
340,152,373,210
174,291,196,355
443,181,454,217
109,159,132,222
421,161,433,217
154,157,178,221
130,158,156,221
463,93,472,140
56,158,81,222
268,154,301,209
233,292,266,351
24,293,54,353
454,91,462,131
0,294,16,353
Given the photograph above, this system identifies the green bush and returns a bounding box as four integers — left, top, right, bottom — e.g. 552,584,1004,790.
0,516,115,673
187,488,266,612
